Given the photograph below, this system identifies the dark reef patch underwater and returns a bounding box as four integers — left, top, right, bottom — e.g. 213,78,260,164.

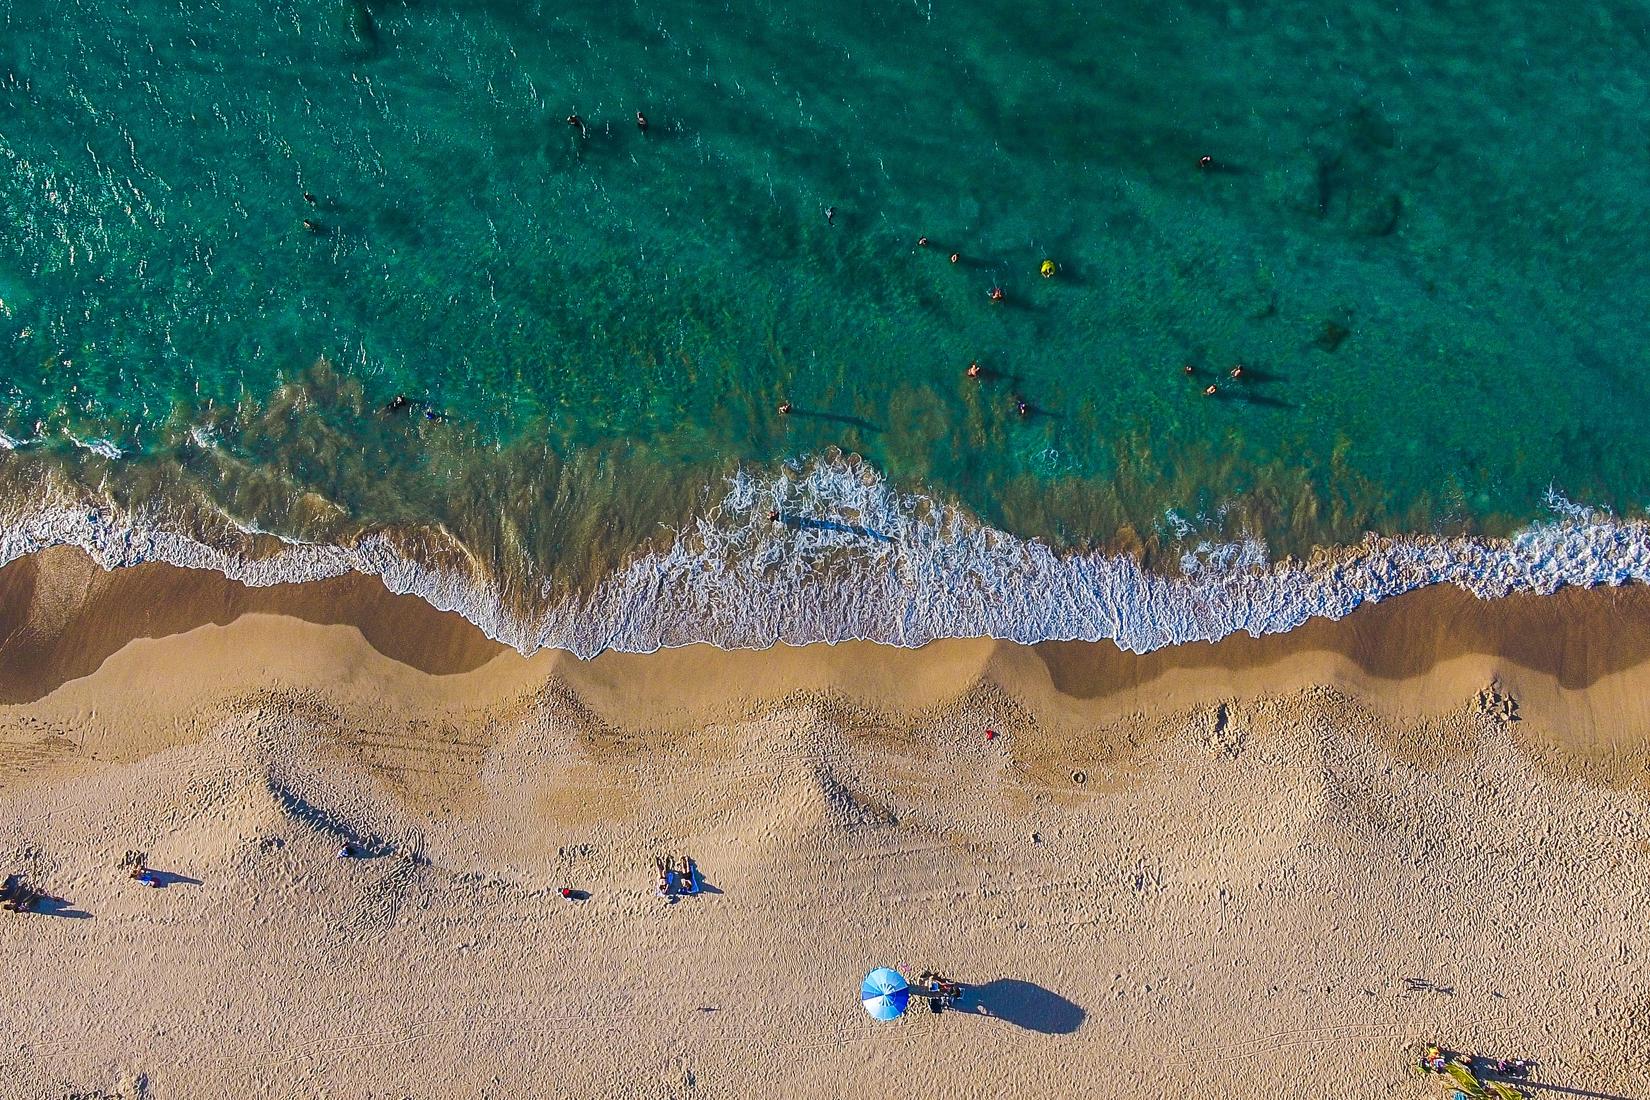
2,0,1650,652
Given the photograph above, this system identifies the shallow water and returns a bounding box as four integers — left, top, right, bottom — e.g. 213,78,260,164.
3,0,1650,646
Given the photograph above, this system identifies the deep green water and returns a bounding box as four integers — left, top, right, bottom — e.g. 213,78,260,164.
3,0,1650,611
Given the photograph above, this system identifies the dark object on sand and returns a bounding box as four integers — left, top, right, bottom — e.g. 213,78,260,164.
2,873,39,913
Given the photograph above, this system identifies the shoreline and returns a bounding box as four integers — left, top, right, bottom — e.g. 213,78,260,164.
5,544,1650,787
4,455,1650,661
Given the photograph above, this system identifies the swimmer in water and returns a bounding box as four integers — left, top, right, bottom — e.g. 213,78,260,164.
1014,396,1030,417
778,401,792,416
825,206,837,226
966,362,982,379
303,192,317,205
1204,384,1218,396
949,252,960,264
1183,364,1195,375
768,509,781,524
636,111,649,132
917,236,929,247
988,286,1005,302
302,218,324,234
567,113,588,138
1229,364,1244,379
1199,154,1213,169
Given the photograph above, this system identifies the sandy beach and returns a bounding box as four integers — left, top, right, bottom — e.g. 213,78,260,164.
1,547,1647,1099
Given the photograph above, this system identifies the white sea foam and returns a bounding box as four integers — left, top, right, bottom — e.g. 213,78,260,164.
2,454,1648,659
64,433,123,459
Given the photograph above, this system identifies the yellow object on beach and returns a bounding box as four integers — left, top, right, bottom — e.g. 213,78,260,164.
1040,259,1056,278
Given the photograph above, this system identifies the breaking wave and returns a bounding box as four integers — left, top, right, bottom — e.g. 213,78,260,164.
1,454,1647,658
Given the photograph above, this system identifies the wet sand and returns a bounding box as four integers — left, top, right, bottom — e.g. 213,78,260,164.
1,548,1646,1098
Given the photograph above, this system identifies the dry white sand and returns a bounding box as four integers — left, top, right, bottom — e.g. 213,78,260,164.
0,550,1647,1099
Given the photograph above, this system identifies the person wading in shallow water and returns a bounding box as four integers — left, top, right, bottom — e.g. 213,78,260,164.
635,111,649,132
567,113,588,138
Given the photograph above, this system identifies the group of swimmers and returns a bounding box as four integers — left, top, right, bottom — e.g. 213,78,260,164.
913,235,1052,418
1185,361,1247,397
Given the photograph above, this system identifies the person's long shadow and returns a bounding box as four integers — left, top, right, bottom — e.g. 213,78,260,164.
784,408,882,434
31,893,92,919
774,514,895,543
1226,390,1296,410
959,979,1084,1034
1509,1079,1637,1100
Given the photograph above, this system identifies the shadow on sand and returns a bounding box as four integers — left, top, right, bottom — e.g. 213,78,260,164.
960,979,1084,1034
31,893,92,919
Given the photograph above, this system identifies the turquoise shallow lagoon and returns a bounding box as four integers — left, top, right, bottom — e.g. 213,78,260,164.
3,0,1650,649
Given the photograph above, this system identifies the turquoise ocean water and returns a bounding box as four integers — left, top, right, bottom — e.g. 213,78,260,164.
3,0,1650,652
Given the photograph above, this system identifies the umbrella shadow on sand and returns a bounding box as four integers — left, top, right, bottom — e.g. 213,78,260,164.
957,979,1084,1034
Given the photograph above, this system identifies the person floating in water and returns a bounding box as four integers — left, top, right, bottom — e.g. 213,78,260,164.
1204,384,1218,396
302,218,324,234
636,111,649,132
1013,396,1029,417
1198,154,1213,169
303,192,317,205
825,206,837,226
966,362,982,379
949,252,960,264
778,401,792,416
988,286,1005,303
917,236,929,247
567,113,588,139
1183,363,1195,375
1040,259,1056,278
1229,364,1245,379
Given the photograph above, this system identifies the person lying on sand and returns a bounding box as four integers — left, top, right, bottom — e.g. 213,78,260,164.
678,856,698,896
654,856,673,897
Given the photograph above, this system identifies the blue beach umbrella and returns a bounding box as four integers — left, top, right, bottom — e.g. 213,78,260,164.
860,967,910,1021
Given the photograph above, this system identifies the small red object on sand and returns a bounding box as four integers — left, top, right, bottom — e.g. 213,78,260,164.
985,729,997,740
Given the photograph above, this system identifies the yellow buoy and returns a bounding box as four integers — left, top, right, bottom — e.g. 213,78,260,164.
1040,259,1056,278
